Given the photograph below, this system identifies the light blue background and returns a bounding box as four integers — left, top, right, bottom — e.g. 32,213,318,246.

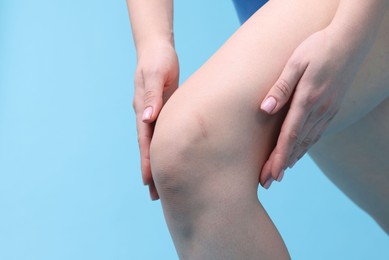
0,1,387,259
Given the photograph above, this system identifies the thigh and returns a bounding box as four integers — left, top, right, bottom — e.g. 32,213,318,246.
156,0,341,191
306,8,389,233
320,8,389,138
308,97,389,233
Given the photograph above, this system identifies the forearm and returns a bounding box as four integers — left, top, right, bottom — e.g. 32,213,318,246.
329,0,389,48
126,0,174,55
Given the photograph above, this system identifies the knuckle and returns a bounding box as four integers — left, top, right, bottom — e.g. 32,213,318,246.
132,99,137,111
274,79,291,99
288,57,301,70
300,137,312,147
288,130,299,143
144,90,157,104
144,66,164,78
306,94,319,107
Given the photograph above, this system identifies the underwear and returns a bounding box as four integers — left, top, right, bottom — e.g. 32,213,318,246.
232,0,269,24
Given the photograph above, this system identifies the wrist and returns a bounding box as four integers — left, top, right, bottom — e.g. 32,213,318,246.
323,23,372,70
325,23,364,50
127,0,175,57
327,0,389,47
136,33,175,58
136,37,176,61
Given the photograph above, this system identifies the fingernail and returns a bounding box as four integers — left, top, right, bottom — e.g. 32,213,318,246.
151,193,158,201
261,96,277,114
276,169,285,182
149,188,158,201
263,178,273,189
143,106,153,121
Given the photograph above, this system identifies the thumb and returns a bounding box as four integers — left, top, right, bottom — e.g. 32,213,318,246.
142,75,165,123
260,57,308,115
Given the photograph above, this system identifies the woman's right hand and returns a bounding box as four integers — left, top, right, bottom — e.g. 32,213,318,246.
132,40,179,200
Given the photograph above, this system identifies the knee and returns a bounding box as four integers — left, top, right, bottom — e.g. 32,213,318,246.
149,106,210,198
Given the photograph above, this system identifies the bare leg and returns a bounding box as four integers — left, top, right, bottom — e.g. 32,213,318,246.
150,0,340,259
309,96,389,234
304,6,389,234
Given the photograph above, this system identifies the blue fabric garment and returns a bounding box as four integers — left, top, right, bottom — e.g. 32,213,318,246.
232,0,268,24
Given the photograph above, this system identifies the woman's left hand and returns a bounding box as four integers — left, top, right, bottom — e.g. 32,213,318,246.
258,26,366,189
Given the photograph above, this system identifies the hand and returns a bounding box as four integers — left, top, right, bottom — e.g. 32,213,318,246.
132,40,179,200
258,27,365,189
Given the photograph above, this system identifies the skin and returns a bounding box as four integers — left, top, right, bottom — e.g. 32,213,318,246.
127,0,177,199
310,97,389,234
259,0,389,188
127,0,389,257
128,0,389,199
132,40,178,200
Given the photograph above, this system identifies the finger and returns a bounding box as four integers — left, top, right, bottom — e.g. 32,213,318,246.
136,112,155,186
142,72,165,123
139,79,178,187
260,146,288,188
288,111,336,168
149,178,160,201
259,152,275,188
260,56,308,115
259,103,291,187
287,98,338,167
286,110,321,167
295,95,333,142
134,72,154,185
286,92,333,166
162,74,179,105
270,97,309,181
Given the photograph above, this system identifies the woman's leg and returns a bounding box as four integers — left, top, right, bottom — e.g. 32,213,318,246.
308,96,389,234
150,0,340,259
301,5,389,234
